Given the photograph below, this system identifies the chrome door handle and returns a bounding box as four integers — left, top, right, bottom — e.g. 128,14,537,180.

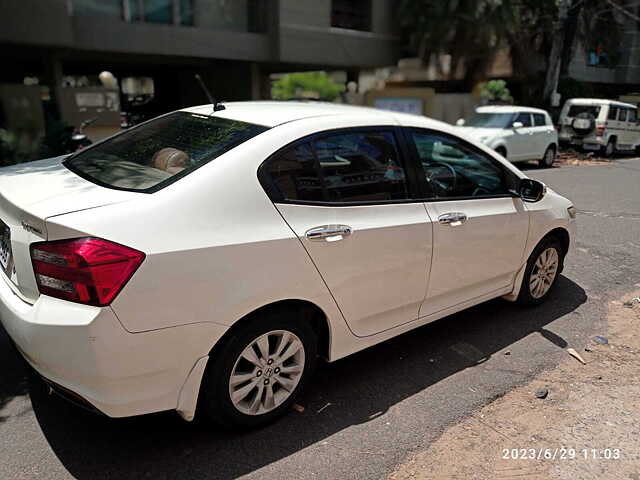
305,225,353,242
438,212,467,226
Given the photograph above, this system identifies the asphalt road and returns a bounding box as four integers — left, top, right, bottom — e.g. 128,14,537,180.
1,158,639,480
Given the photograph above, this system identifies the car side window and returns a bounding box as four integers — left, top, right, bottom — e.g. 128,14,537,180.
608,107,619,120
409,130,513,199
618,109,628,122
628,109,637,123
533,114,546,127
261,130,409,204
262,142,324,202
515,112,532,127
312,131,408,202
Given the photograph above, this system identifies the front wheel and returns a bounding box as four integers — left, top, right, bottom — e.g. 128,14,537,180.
539,146,556,168
517,237,565,305
198,312,317,429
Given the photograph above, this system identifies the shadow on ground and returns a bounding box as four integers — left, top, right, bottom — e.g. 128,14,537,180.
1,276,587,479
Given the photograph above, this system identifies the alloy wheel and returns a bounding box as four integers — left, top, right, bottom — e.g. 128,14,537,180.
529,247,559,299
228,330,305,415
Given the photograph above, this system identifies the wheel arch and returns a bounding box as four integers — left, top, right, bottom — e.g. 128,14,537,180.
494,144,508,157
540,226,570,259
208,299,332,363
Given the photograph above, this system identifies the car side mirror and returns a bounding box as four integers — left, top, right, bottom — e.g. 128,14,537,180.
519,178,546,202
456,118,465,126
512,121,524,130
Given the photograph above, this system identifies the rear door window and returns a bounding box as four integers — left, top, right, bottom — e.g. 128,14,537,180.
64,112,268,192
533,114,547,126
608,107,619,120
618,109,628,122
628,109,638,123
261,129,410,204
567,105,601,118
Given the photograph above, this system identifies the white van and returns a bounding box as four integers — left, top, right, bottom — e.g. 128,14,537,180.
558,98,640,156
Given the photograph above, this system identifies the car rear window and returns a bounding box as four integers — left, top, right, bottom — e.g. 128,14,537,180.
567,105,601,118
64,112,269,192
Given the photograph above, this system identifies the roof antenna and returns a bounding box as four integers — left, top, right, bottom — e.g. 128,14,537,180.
195,74,225,112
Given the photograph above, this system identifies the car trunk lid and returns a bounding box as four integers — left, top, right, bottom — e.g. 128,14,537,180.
0,156,140,302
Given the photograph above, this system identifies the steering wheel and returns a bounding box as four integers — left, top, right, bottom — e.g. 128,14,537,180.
472,186,492,197
424,162,457,195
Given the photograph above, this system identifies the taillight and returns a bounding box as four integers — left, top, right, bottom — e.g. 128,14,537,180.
595,125,605,137
30,237,145,307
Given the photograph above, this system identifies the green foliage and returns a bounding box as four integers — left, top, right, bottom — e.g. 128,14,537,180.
479,79,514,103
271,72,344,101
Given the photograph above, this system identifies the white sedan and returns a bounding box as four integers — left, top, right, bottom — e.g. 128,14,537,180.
0,102,575,428
456,106,559,168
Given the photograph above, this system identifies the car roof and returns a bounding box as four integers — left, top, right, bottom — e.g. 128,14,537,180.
476,105,549,115
181,101,398,128
181,101,450,129
565,98,637,109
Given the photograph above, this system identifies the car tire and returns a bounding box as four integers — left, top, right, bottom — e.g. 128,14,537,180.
517,236,565,306
603,138,616,158
539,146,556,168
495,146,507,159
198,309,318,429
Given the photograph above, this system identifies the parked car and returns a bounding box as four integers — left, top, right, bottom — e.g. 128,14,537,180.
455,106,558,167
558,98,640,156
0,102,576,429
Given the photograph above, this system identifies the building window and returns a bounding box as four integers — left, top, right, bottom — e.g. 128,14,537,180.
331,0,372,32
73,0,124,18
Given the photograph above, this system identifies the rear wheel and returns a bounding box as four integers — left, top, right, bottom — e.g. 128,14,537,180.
539,146,556,168
517,237,565,305
603,138,616,158
495,146,507,159
199,311,317,429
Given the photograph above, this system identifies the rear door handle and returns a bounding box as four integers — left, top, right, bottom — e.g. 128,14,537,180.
305,225,352,242
438,212,467,227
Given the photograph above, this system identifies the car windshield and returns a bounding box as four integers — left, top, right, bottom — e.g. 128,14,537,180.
463,112,514,128
64,112,269,192
567,105,601,117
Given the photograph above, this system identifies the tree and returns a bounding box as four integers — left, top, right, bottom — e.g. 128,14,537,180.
271,72,344,101
479,79,513,104
397,0,557,87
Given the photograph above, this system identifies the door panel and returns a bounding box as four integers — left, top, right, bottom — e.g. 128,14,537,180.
420,197,528,316
276,203,433,337
510,113,535,160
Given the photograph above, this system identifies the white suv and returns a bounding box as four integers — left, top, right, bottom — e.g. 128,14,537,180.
558,98,640,156
456,106,558,167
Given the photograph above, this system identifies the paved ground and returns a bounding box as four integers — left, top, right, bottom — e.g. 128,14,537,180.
389,289,640,480
1,158,639,480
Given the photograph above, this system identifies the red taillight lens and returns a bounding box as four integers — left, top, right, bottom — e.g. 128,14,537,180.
30,237,145,307
596,125,605,137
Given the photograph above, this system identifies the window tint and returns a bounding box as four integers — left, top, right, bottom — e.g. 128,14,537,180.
262,130,409,204
533,113,547,126
65,112,268,192
629,109,638,123
262,143,323,202
618,109,628,122
313,131,407,202
410,131,513,198
514,112,532,127
608,106,619,120
567,105,600,118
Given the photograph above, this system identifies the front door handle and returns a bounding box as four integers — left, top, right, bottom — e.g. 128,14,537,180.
305,225,353,242
438,212,467,227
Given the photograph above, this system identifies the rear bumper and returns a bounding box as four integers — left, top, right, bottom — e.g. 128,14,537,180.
0,274,227,418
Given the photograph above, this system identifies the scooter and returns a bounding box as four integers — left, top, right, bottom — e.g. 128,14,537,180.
60,117,96,153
